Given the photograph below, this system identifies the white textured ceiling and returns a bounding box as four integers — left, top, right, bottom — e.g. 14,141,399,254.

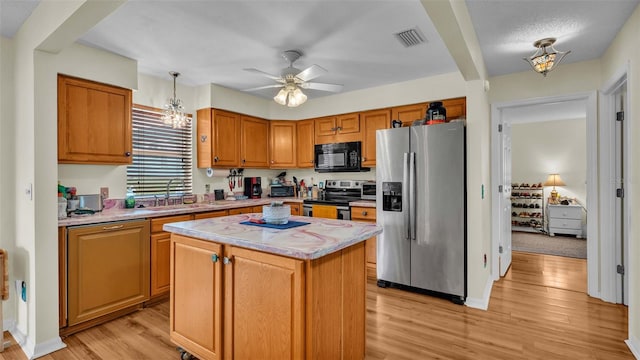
1,0,639,100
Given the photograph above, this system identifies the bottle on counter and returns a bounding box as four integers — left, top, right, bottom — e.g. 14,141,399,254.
58,193,68,219
125,186,135,209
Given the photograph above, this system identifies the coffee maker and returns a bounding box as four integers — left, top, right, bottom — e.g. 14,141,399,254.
244,177,262,199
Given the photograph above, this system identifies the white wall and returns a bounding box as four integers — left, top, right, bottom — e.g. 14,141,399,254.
600,2,640,350
511,119,587,206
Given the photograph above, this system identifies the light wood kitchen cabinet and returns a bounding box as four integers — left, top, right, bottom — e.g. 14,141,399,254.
314,112,361,144
59,227,67,328
66,220,150,327
269,120,296,168
361,109,391,167
391,103,428,126
171,235,223,360
151,215,193,297
351,206,377,279
296,119,315,168
170,233,365,359
57,74,133,164
206,109,242,168
224,246,305,359
228,206,262,215
240,115,270,168
196,108,213,168
284,202,302,216
441,97,466,120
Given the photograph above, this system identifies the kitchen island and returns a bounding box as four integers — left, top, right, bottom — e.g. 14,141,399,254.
164,213,382,360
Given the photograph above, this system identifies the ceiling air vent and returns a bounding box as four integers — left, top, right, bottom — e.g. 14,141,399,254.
394,27,426,47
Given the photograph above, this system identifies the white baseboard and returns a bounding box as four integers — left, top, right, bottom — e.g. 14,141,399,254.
626,336,640,359
8,322,66,359
465,276,493,310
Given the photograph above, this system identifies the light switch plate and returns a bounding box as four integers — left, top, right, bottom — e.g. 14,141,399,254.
100,187,109,200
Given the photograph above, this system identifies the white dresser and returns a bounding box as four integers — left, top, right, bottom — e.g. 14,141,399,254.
547,204,583,238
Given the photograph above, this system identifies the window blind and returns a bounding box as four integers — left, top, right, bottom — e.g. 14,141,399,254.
127,106,193,197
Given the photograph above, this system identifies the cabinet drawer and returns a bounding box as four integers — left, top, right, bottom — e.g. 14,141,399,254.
547,205,581,220
549,218,581,230
351,207,376,222
151,215,193,233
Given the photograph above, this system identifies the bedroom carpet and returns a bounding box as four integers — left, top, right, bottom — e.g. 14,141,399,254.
512,231,587,259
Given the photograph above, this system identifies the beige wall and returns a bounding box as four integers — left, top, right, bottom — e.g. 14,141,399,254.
601,2,640,346
511,119,587,206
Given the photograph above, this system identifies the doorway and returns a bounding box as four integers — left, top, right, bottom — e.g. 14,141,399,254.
490,92,600,298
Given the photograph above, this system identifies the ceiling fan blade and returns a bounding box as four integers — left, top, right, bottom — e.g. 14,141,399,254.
300,82,343,92
243,68,283,81
243,84,284,92
295,64,327,82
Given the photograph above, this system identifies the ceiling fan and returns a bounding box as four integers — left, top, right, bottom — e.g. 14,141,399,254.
243,50,343,107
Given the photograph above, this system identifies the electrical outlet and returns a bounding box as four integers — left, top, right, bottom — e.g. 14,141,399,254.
100,187,109,200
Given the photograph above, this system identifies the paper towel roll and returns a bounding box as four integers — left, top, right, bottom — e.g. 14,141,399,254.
206,168,228,177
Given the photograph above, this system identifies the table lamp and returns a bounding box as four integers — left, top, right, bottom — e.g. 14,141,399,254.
543,173,566,201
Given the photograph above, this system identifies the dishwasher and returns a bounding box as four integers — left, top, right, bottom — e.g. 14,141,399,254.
63,219,150,329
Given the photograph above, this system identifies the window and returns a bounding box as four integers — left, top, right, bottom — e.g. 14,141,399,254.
127,105,192,197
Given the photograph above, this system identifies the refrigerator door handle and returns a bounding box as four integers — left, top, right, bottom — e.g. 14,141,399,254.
409,152,417,241
403,152,411,241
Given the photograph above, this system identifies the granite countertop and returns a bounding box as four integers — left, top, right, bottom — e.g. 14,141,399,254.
58,197,303,227
59,197,378,227
163,214,382,260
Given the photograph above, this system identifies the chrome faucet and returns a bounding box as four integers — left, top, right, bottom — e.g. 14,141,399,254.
166,178,185,205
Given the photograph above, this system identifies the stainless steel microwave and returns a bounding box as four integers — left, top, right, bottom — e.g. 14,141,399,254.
314,141,369,173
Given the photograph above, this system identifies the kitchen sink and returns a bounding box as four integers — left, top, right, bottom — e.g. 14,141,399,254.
144,203,216,211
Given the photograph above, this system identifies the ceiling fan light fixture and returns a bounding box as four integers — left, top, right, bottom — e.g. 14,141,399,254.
523,38,570,77
162,71,190,128
274,88,288,105
287,87,307,107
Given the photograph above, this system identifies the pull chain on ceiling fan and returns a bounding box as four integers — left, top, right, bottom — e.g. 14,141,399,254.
243,50,343,107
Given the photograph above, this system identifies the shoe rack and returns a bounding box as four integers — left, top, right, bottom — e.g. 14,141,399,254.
511,182,544,233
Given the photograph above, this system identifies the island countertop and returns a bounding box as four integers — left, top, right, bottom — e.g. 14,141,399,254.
163,213,382,260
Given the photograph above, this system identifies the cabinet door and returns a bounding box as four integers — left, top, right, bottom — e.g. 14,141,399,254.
58,74,133,164
336,112,360,134
441,97,466,120
270,121,296,168
241,115,270,168
361,109,390,166
59,227,67,328
314,116,337,138
224,246,304,359
296,119,315,168
67,220,150,326
212,109,241,167
285,202,301,216
196,108,212,168
350,207,377,277
171,235,223,360
391,103,427,126
151,233,171,296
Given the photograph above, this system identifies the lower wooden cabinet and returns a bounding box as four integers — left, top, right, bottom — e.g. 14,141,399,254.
351,206,377,279
170,234,365,360
66,219,150,327
285,202,302,216
228,206,262,215
151,214,193,297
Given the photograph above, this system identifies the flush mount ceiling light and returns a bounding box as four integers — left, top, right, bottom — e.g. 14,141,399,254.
162,71,190,128
523,38,571,77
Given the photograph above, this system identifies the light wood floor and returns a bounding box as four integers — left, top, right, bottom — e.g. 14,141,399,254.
0,252,632,359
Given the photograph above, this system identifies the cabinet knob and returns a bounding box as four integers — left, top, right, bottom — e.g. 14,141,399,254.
362,211,367,216
211,254,219,263
223,256,232,265
125,152,131,157
362,157,366,162
200,135,207,143
214,156,219,162
242,159,246,164
271,160,274,164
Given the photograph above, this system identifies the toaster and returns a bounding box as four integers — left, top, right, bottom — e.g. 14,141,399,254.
78,194,103,212
269,185,295,197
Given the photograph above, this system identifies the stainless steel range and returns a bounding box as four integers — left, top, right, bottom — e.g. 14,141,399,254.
302,180,363,220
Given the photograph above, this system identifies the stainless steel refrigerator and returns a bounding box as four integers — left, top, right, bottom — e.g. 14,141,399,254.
376,121,466,304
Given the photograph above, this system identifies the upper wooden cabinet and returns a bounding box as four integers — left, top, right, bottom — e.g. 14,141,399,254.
441,97,466,120
270,121,296,169
241,115,270,168
361,109,390,167
314,112,361,144
391,103,427,127
196,108,213,168
58,74,133,164
296,119,314,168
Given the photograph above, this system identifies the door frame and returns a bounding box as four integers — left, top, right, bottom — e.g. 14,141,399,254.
599,63,631,304
490,91,598,297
